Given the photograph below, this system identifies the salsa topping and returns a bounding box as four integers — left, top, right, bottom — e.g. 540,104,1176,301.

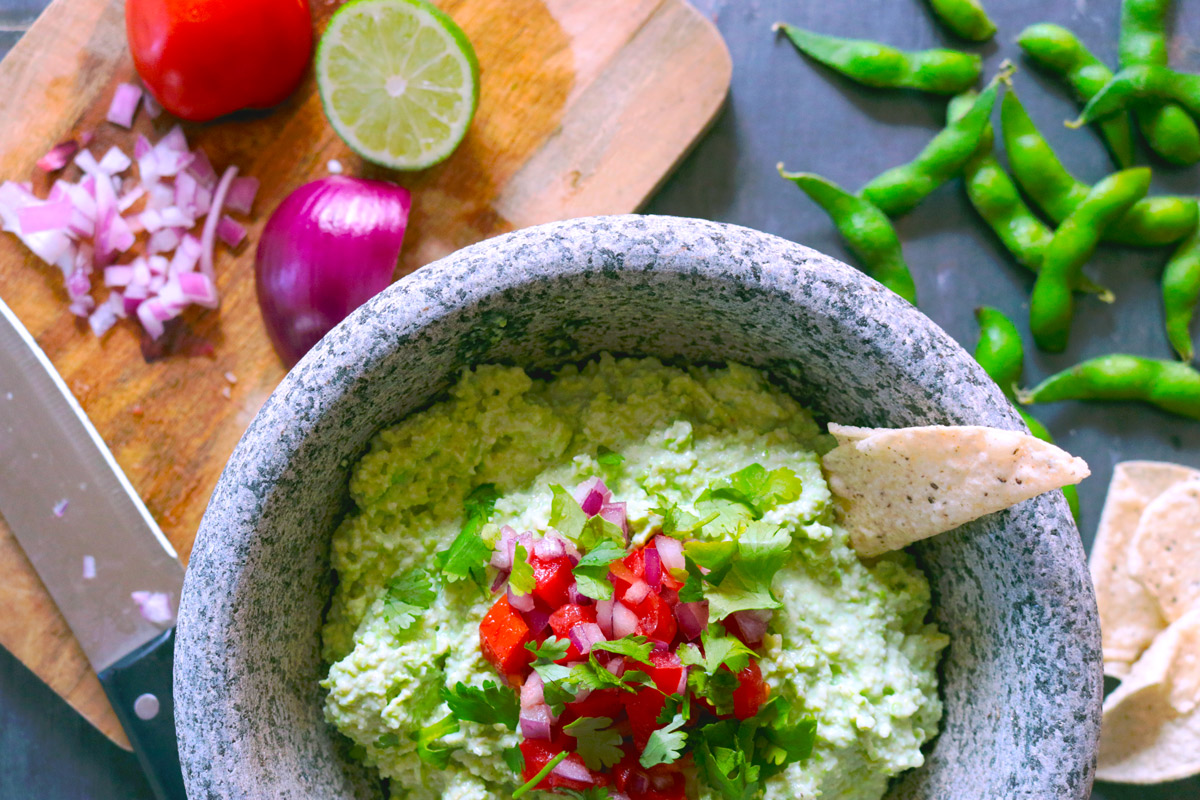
466,466,817,799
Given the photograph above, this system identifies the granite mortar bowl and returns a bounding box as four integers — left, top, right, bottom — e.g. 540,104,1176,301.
176,215,1102,799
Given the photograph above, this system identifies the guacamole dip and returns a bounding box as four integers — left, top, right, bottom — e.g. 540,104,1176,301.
321,356,947,800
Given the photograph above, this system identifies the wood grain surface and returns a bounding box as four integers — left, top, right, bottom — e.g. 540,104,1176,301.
0,0,729,750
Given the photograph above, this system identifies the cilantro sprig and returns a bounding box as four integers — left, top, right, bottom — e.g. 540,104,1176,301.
412,713,459,768
572,540,625,601
380,568,436,632
440,681,519,730
563,716,624,770
640,712,687,768
437,484,500,583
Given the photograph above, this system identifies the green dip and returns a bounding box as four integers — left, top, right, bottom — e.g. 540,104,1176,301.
321,355,948,800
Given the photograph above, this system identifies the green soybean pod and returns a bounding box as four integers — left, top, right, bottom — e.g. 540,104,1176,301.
1004,90,1198,246
927,0,996,42
860,78,999,216
1119,0,1200,165
1163,227,1200,362
775,23,982,94
1030,168,1152,353
1016,23,1135,168
1074,65,1200,126
1019,353,1200,420
778,167,918,304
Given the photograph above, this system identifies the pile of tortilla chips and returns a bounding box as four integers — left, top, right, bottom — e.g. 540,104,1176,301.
1093,462,1200,784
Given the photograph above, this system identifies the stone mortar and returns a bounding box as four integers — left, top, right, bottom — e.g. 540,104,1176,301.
175,215,1101,800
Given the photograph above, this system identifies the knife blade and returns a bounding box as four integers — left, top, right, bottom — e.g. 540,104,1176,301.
0,297,186,800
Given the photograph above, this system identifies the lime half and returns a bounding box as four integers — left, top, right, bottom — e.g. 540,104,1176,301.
317,0,480,170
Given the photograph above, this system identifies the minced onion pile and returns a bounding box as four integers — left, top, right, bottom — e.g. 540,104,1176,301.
0,82,257,339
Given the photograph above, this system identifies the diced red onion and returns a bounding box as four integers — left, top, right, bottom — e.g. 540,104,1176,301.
508,583,535,613
643,546,662,589
216,216,246,248
224,176,259,215
519,705,554,740
598,501,627,535
675,601,709,641
98,146,132,175
523,605,552,636
199,166,237,279
595,599,614,638
612,601,638,639
653,535,685,573
574,477,611,511
52,498,69,517
177,272,218,308
627,772,651,796
142,92,162,119
623,579,650,606
605,657,626,677
491,525,519,570
82,555,96,580
104,265,134,287
170,233,202,274
159,125,188,153
520,671,544,709
131,590,173,625
650,771,677,791
568,622,606,655
567,583,592,606
147,227,182,254
552,756,594,784
37,141,80,173
106,83,142,128
534,533,566,559
490,569,510,594
88,293,124,337
186,148,217,187
17,199,74,234
729,609,773,647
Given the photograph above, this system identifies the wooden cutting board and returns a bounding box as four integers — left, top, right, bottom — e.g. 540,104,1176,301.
0,0,730,750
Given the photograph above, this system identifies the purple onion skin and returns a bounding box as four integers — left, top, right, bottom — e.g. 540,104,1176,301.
255,176,411,366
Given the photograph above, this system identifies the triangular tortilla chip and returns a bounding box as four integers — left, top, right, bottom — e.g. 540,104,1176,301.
1097,608,1200,784
1130,479,1200,625
823,424,1089,557
1093,462,1199,678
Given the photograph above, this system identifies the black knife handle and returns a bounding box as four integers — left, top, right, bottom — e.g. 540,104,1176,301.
98,628,187,800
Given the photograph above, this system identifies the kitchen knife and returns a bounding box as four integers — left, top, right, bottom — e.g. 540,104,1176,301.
0,297,186,800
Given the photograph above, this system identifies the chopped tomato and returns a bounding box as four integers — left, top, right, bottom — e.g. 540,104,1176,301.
640,649,687,695
531,553,576,608
522,737,605,792
623,548,646,579
613,748,687,800
549,603,598,639
623,685,666,750
731,660,770,720
479,595,532,683
629,592,678,643
565,687,625,719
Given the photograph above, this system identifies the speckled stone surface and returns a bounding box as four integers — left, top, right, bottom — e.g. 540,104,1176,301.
175,215,1102,800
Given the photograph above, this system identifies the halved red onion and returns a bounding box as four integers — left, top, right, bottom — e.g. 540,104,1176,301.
568,622,606,655
653,535,685,573
551,756,594,784
729,609,773,647
612,601,638,639
106,83,142,128
519,705,554,740
675,601,709,641
523,605,552,636
520,671,544,709
643,546,662,589
623,579,650,606
595,599,615,638
507,584,535,613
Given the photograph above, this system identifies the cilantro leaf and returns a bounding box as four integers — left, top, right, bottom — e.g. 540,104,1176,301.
380,568,436,632
440,681,519,730
411,713,458,768
640,712,687,768
549,484,588,542
590,635,653,663
579,514,626,551
542,679,578,717
686,663,740,716
571,655,652,694
692,492,757,539
705,565,782,621
736,521,791,577
712,464,802,516
653,502,718,538
526,638,574,687
564,716,624,770
678,627,755,675
573,540,625,601
677,559,706,604
509,543,536,596
684,540,737,577
437,484,499,582
502,745,525,775
596,446,624,467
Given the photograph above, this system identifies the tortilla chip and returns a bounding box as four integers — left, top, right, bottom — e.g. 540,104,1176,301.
1092,462,1198,678
1129,479,1200,625
1097,608,1200,784
823,424,1090,557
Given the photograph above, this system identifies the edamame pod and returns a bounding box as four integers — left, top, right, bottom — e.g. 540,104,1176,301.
1074,65,1200,127
1017,23,1135,168
927,0,996,42
775,23,981,94
1163,228,1200,362
1020,354,1200,420
861,77,1000,216
1030,168,1151,352
1004,91,1198,246
779,167,918,304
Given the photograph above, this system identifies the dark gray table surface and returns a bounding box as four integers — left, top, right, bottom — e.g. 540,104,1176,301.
1,0,1198,798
